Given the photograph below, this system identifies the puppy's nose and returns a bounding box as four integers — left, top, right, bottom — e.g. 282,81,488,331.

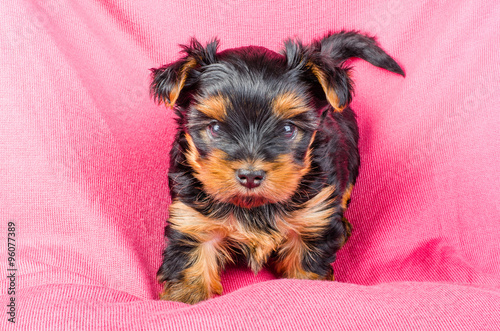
236,169,266,189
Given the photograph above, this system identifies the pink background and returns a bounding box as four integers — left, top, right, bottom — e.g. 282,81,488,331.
1,1,499,329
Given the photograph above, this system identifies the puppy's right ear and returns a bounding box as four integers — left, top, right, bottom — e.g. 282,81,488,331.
150,38,219,108
150,57,197,108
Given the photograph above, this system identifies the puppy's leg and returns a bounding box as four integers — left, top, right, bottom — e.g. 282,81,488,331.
157,233,223,304
274,218,351,281
274,186,351,280
157,200,230,304
273,229,336,281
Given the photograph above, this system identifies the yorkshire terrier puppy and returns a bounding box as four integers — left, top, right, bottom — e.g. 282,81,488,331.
151,31,404,304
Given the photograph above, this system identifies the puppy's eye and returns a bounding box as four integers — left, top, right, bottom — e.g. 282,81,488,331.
282,123,297,140
207,121,221,138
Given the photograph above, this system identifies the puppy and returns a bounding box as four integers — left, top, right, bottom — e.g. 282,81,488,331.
151,31,404,304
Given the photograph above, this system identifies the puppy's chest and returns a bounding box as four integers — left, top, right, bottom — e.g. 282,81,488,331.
170,199,289,252
223,211,288,250
169,186,336,267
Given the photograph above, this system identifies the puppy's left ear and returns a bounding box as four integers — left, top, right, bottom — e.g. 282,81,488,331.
295,31,405,112
150,38,219,108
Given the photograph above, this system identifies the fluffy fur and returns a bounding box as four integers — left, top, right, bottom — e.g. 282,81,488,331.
151,31,404,304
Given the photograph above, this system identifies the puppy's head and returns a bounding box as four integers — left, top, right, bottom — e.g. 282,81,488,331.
151,32,404,209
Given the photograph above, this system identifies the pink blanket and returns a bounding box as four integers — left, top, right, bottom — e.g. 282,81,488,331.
1,1,499,329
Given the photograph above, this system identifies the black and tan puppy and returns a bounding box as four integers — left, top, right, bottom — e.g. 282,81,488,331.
151,31,404,304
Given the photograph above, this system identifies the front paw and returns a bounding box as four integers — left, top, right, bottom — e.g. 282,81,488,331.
278,262,335,281
157,266,223,304
159,279,220,304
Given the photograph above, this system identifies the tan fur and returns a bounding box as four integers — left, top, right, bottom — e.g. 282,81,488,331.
194,94,229,121
184,136,312,208
161,200,233,303
273,186,337,279
169,199,284,274
160,243,223,304
168,58,198,107
308,62,345,112
272,91,312,119
341,183,353,210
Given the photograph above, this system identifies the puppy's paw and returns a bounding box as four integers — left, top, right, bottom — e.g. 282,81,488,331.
159,277,223,304
282,264,335,281
157,262,223,304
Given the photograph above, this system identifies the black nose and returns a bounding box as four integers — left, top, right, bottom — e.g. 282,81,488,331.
236,169,266,189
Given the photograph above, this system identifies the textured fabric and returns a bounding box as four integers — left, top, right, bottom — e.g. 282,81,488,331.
1,1,499,329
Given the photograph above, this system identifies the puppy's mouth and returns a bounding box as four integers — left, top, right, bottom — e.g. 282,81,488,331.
230,195,269,209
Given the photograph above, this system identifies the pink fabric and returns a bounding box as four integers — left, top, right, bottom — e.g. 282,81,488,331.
1,1,499,329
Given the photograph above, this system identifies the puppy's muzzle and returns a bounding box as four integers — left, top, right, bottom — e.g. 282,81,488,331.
236,169,266,189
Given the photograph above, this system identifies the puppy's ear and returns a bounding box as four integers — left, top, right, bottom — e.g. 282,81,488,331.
306,60,354,112
150,57,197,108
304,31,405,112
150,38,219,108
284,39,350,112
